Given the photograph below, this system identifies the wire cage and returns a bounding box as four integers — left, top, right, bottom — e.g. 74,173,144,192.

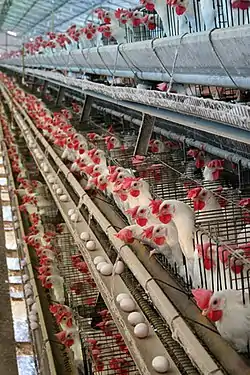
90,135,250,305
55,230,139,375
96,1,249,46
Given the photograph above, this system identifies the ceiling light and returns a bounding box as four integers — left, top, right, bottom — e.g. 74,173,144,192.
7,31,17,37
30,38,34,41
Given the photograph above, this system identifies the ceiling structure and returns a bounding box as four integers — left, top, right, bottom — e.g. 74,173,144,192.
0,0,138,40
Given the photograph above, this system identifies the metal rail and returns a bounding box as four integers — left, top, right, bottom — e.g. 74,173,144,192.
3,67,250,150
1,124,57,375
2,26,250,89
2,86,181,375
0,82,224,375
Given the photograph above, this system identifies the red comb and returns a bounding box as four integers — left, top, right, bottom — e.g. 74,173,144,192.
149,199,162,214
126,206,139,219
143,225,154,239
187,187,202,199
192,289,213,310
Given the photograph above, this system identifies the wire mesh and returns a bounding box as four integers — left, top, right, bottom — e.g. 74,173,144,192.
18,69,250,133
55,230,139,375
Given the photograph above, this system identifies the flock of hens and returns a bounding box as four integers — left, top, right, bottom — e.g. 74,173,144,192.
2,0,250,59
1,71,250,361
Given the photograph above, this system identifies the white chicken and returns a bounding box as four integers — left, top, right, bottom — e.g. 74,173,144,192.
151,199,195,260
193,288,250,352
46,275,65,304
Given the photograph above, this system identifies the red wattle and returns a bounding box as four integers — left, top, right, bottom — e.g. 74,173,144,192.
136,217,148,227
159,214,172,224
130,189,140,197
193,200,205,211
153,236,165,246
175,5,186,15
207,309,223,322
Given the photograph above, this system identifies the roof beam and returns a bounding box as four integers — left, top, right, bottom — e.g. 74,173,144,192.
10,0,45,31
21,0,72,36
0,0,13,30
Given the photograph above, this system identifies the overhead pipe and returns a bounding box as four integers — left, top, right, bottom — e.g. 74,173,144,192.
92,103,250,169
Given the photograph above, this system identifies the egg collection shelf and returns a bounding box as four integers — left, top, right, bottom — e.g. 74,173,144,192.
2,72,250,375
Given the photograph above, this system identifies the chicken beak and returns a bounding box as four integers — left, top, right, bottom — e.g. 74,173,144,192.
202,309,208,316
149,249,156,258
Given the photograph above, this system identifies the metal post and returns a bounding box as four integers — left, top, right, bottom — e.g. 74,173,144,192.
134,113,155,156
0,193,18,375
42,80,48,97
79,95,93,126
55,86,65,106
31,76,37,92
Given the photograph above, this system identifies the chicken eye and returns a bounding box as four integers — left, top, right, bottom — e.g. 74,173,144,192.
213,299,218,306
202,192,206,197
156,229,160,233
133,183,137,187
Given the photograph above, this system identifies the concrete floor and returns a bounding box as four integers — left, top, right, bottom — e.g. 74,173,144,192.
0,203,18,375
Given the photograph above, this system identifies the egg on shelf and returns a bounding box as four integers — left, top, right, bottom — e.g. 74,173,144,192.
52,184,59,191
59,194,68,202
30,322,39,330
116,293,130,304
70,213,80,222
152,356,170,373
48,176,55,184
96,262,108,271
68,208,75,216
86,240,96,251
128,312,145,326
80,232,90,241
114,261,124,275
56,188,63,195
134,323,149,338
94,256,106,265
120,298,136,312
100,263,113,276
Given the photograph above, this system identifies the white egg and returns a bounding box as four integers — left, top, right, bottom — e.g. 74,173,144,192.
37,154,44,161
80,232,90,241
52,184,59,191
134,323,149,338
116,293,130,304
128,312,145,326
100,264,113,276
56,188,63,195
43,165,49,173
120,298,136,312
48,177,55,184
30,322,39,330
86,240,96,251
68,208,75,216
152,356,170,373
94,256,105,265
25,288,33,297
31,303,37,313
14,223,19,229
70,213,80,222
59,194,68,202
24,284,32,292
21,259,27,268
29,314,37,323
97,262,108,271
27,297,34,306
114,261,124,275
